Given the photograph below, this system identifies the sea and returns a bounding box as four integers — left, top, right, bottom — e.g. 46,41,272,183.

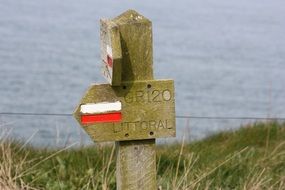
0,0,285,146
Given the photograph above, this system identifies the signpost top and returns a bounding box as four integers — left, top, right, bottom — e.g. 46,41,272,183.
113,9,151,25
111,10,153,82
100,9,153,85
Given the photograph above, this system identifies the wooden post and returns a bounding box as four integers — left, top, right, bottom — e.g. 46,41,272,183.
113,10,156,190
73,9,176,190
116,140,156,190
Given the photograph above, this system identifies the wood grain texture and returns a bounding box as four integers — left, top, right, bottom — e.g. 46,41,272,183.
73,80,175,142
113,10,158,190
113,9,153,82
116,139,156,190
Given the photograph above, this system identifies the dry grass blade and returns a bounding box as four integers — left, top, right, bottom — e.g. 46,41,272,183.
0,139,37,189
19,142,79,179
188,147,249,188
243,168,271,190
17,130,39,153
172,137,185,189
103,143,116,190
176,153,198,189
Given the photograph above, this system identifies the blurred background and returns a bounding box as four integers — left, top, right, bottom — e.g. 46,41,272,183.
0,0,284,146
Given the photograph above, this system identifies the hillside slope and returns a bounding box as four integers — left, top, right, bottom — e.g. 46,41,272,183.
0,122,284,189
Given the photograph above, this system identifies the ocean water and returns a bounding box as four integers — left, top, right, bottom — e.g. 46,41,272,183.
0,0,285,146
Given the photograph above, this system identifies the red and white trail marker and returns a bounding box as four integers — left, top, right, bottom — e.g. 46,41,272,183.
105,45,113,68
102,45,114,83
100,20,122,86
80,101,122,124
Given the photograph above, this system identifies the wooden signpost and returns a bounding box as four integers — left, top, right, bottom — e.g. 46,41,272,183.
73,10,176,190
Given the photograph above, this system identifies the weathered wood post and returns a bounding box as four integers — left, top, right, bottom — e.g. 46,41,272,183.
73,10,175,190
113,10,157,190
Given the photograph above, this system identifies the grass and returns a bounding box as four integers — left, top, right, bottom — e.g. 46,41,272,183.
0,121,285,189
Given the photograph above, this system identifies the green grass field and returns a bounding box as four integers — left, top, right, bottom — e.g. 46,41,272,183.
1,121,285,189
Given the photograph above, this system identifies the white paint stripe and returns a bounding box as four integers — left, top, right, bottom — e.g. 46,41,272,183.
107,45,112,56
80,101,121,114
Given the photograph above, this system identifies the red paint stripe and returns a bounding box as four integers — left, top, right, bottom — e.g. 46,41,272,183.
81,112,121,124
107,55,113,67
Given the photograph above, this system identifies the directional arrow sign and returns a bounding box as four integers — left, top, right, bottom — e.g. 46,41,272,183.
73,80,175,142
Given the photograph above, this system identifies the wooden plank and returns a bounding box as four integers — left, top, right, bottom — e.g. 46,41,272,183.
73,80,175,142
112,10,158,190
116,139,156,190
